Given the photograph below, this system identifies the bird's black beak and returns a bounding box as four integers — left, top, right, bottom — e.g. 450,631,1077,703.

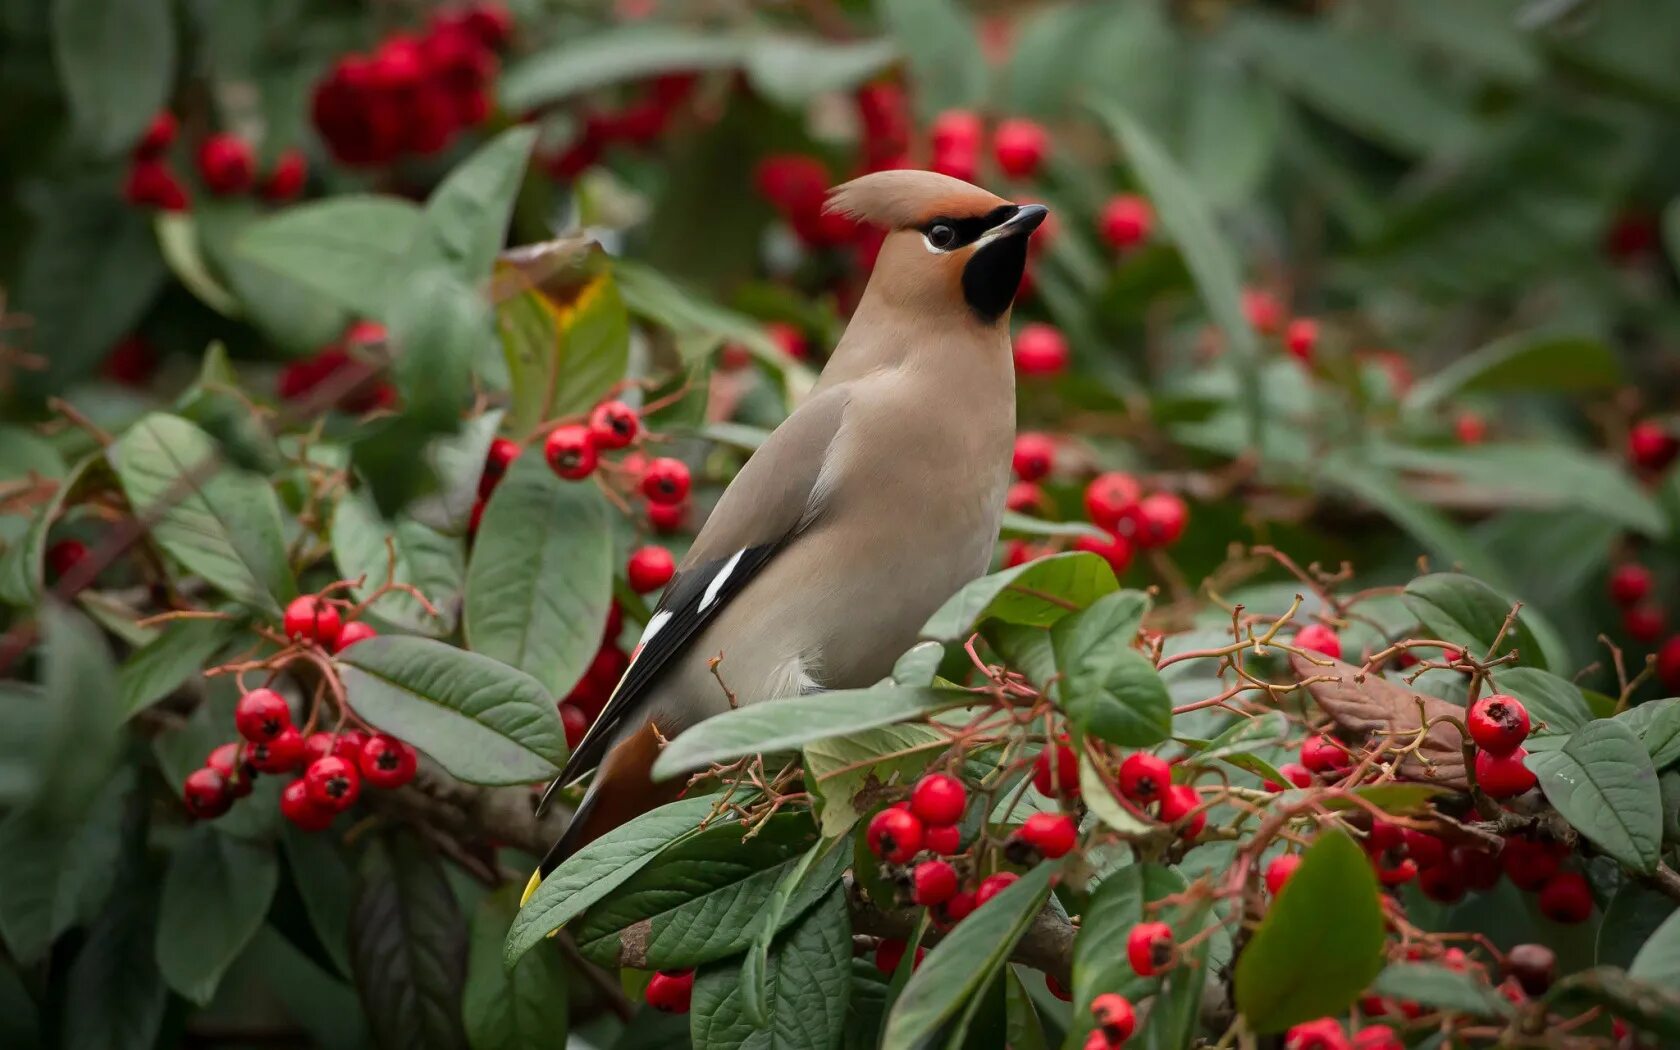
990,203,1049,239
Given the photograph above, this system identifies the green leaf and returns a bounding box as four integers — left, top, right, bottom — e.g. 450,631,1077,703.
0,770,129,964
1546,967,1680,1042
421,127,537,283
743,35,898,108
60,873,166,1050
330,489,465,635
921,552,1117,644
1371,963,1511,1019
1495,667,1593,737
119,615,239,718
155,826,279,1005
1050,591,1170,746
389,270,487,429
241,927,369,1050
408,411,505,537
463,887,569,1050
1405,332,1620,412
154,212,242,316
281,822,355,978
498,271,631,434
0,955,40,1050
805,723,946,839
1234,831,1385,1033
175,343,282,473
1003,969,1050,1050
1186,711,1289,762
654,685,968,782
196,199,349,354
882,863,1054,1049
506,794,722,966
1071,864,1184,1032
571,814,821,969
338,635,567,786
1631,909,1680,990
998,511,1107,541
28,603,123,824
1402,572,1548,670
350,833,468,1050
1527,720,1662,874
109,413,295,616
51,0,173,154
1618,699,1680,770
501,25,747,110
1318,456,1510,590
465,451,611,698
875,0,984,118
738,838,851,1026
692,885,851,1050
0,451,98,608
1183,56,1281,208
237,195,426,317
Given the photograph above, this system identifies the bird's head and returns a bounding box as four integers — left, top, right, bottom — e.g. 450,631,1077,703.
825,170,1049,325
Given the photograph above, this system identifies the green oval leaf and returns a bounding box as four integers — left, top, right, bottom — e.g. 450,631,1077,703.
338,636,567,785
237,195,425,318
421,127,538,283
1050,590,1170,746
1631,908,1680,990
155,827,279,1006
1405,331,1620,411
501,26,747,110
1401,572,1548,670
920,552,1117,644
350,833,468,1049
1496,667,1593,738
463,887,569,1050
1371,963,1511,1019
331,490,465,636
51,0,174,154
1527,719,1662,874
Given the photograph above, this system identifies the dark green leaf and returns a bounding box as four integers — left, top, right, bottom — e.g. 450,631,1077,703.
422,127,537,283
1371,963,1511,1019
1616,699,1680,771
338,635,568,785
1528,720,1662,874
155,826,279,1005
237,195,426,317
743,35,898,108
175,342,282,473
119,615,239,718
1406,332,1620,411
60,873,166,1050
1631,908,1680,990
409,411,505,537
0,955,40,1050
881,863,1054,1049
1072,864,1186,1032
1402,572,1547,670
389,270,486,429
241,927,369,1050
1547,967,1680,1041
331,490,465,635
1003,968,1050,1050
155,212,241,315
501,26,747,110
463,887,569,1050
109,413,295,616
1051,591,1169,746
350,833,468,1050
1318,457,1510,589
876,0,984,118
29,603,123,823
51,0,174,153
654,685,967,782
281,821,355,978
1495,668,1593,738
0,769,129,963
465,451,611,698
804,723,946,838
921,553,1117,644
1234,831,1385,1032
1183,55,1281,208
739,837,852,1025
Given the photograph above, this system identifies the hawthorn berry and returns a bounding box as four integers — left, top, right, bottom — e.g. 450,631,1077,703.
640,457,691,505
1374,857,1418,887
333,621,378,652
1134,493,1187,549
937,890,976,926
304,755,362,811
1466,694,1530,756
1350,1026,1403,1050
1126,921,1174,977
136,111,177,156
647,499,688,533
1660,636,1680,691
1401,829,1446,869
479,436,521,496
1005,481,1044,515
911,860,959,907
283,594,343,647
645,969,693,1013
1610,564,1654,606
1294,624,1342,660
931,110,983,154
1263,762,1313,792
197,133,255,195
1455,412,1487,446
1500,835,1562,891
46,539,88,580
1032,742,1080,798
1098,194,1152,249
1265,854,1300,895
261,149,308,202
874,938,924,975
1453,845,1502,891
1117,751,1171,804
206,743,254,797
1475,747,1536,798
1504,942,1556,996
183,767,233,818
544,424,598,480
1417,859,1466,903
235,688,292,743
764,321,809,361
1012,322,1069,377
866,806,924,864
1241,288,1284,335
588,400,639,450
1090,993,1137,1043
1013,812,1077,859
125,158,189,210
1074,530,1134,576
1158,784,1204,838
359,734,418,789
278,777,335,830
975,872,1018,906
909,773,967,826
923,822,961,856
1625,604,1666,643
1284,1018,1350,1050
1083,472,1142,532
1011,433,1056,482
626,545,676,593
1284,318,1318,363
1045,973,1071,1001
1299,734,1349,774
249,727,306,774
1627,420,1678,471
1538,871,1592,924
992,118,1048,178
559,703,588,749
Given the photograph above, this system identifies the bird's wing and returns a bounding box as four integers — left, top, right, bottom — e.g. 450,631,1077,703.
545,385,852,797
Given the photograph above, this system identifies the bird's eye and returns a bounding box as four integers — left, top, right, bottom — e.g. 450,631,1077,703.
928,224,956,249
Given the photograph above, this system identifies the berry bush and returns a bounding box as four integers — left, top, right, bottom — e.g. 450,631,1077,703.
4,1,1680,1049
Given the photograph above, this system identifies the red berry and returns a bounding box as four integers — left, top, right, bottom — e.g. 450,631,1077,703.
544,424,598,480
1073,529,1134,576
249,726,306,773
588,400,640,450
136,111,177,156
124,158,190,210
261,149,308,202
1263,762,1313,792
992,118,1048,178
626,545,675,593
333,621,378,652
640,457,691,505
866,806,924,864
1241,288,1284,335
1476,747,1536,798
1090,993,1137,1043
479,437,521,496
911,860,959,906
1126,921,1174,977
1401,829,1446,869
235,688,292,743
1282,318,1319,363
1610,564,1654,607
1045,973,1071,1001
1134,493,1187,549
359,734,418,789
1284,1017,1350,1050
1032,743,1080,799
1011,433,1056,482
937,890,976,926
1504,943,1557,996
1417,859,1466,903
45,539,89,580
183,767,232,818
1158,784,1204,838
1455,412,1487,446
1012,322,1068,376
646,499,688,534
1015,812,1077,859
1466,694,1530,756
1351,1026,1402,1050
645,969,693,1013
909,773,967,826
1453,845,1502,891
280,777,336,830
559,703,588,749
304,755,362,811
873,938,924,975
1118,752,1171,804
1500,836,1562,891
1537,871,1592,924
1294,624,1342,660
1299,734,1349,774
206,742,253,797
1098,194,1152,249
1628,420,1678,471
1265,854,1300,896
1661,636,1680,691
1374,857,1418,887
923,823,961,855
975,871,1019,907
1625,604,1666,643
1005,481,1043,514
930,110,983,154
283,594,343,647
197,133,255,195
763,322,808,361
1084,472,1142,532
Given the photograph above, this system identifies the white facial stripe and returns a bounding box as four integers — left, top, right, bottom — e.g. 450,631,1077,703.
921,233,944,254
700,550,745,611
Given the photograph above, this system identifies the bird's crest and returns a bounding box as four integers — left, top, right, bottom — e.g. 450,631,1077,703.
825,169,1007,230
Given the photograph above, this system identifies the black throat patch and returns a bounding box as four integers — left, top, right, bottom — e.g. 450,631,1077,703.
962,233,1029,323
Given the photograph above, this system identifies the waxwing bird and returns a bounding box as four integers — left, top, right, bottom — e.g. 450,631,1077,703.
525,170,1047,896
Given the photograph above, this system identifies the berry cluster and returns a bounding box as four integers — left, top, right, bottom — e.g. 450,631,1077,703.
275,321,394,413
1606,561,1680,693
542,74,696,182
1005,468,1189,575
123,111,305,212
1240,287,1324,365
1465,692,1536,799
555,601,627,751
1082,992,1137,1048
928,110,1049,183
756,154,862,249
311,3,511,167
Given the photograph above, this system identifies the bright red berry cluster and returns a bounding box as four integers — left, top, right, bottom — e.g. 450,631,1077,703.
1084,992,1137,1048
311,3,511,166
123,112,188,211
123,109,307,212
542,74,696,182
275,321,394,413
556,601,627,750
927,110,1049,183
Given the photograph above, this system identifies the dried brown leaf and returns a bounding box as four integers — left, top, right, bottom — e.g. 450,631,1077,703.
1290,654,1470,790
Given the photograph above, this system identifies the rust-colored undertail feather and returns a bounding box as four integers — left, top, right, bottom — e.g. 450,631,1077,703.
536,720,683,877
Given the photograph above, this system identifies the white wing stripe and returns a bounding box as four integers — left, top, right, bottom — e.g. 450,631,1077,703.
699,550,745,611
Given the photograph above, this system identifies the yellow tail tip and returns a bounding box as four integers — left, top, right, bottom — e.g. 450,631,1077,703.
520,868,542,907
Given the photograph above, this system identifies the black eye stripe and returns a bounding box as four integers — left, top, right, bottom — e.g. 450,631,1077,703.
921,205,1019,249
